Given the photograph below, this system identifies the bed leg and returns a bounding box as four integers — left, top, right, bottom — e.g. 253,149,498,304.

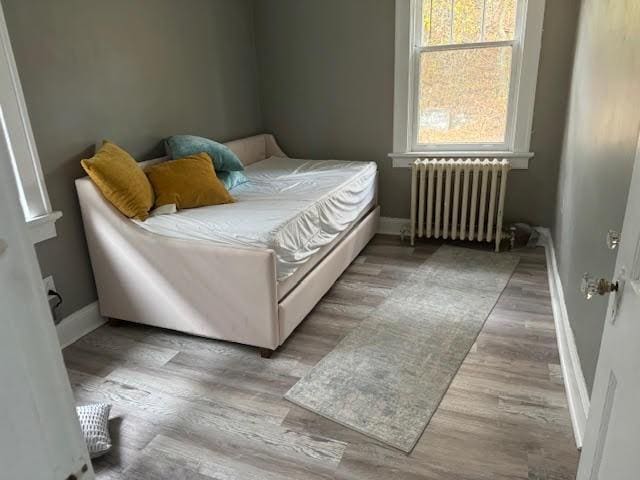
108,318,123,327
259,348,274,359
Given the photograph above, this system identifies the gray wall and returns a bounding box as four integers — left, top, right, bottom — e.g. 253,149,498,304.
3,0,263,318
553,0,640,392
253,0,401,218
4,0,584,324
253,0,580,225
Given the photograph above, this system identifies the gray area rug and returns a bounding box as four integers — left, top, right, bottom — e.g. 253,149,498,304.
285,245,519,452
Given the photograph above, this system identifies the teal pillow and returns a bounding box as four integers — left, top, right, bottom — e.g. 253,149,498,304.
217,170,249,191
165,135,244,172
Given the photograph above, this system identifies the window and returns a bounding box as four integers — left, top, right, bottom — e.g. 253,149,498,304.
0,6,60,243
392,0,545,167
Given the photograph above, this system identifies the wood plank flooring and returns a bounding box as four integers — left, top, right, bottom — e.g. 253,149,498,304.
63,235,580,479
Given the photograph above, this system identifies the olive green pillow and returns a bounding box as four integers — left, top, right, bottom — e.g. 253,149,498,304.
145,152,234,210
81,142,154,220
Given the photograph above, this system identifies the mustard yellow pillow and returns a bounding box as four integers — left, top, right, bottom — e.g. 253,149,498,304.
145,152,234,209
81,142,154,220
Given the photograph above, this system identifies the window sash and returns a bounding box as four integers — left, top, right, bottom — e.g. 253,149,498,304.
421,0,518,48
418,38,514,53
410,0,525,152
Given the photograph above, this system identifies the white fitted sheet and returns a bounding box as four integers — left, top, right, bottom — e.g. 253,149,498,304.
134,156,377,280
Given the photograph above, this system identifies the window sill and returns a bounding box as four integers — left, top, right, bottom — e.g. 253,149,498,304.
27,211,62,244
388,151,534,170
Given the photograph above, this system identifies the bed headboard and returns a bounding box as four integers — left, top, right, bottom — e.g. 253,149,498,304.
102,133,287,170
225,133,287,166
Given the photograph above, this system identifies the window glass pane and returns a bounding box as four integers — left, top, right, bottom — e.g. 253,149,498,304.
423,0,518,45
422,0,432,45
453,0,483,44
422,0,452,46
417,46,512,145
483,0,517,41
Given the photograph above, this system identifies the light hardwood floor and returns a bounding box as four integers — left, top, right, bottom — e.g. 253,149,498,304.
63,235,580,479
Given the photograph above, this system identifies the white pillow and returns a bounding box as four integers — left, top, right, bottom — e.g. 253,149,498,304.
76,403,112,458
149,203,177,217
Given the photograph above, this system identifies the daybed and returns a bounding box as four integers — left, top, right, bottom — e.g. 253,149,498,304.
76,134,379,356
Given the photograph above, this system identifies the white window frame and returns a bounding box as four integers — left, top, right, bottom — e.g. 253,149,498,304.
390,0,546,169
0,5,60,243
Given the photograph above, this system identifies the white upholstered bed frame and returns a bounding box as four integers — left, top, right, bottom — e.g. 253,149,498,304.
76,134,380,355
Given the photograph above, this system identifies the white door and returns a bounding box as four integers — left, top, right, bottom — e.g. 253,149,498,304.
0,123,94,476
577,139,640,479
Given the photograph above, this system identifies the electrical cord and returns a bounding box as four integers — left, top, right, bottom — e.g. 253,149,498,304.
48,289,63,310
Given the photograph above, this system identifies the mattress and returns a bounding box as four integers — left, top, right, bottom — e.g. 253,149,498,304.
134,156,377,280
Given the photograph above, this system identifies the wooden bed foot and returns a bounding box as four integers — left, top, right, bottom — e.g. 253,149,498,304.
259,348,274,359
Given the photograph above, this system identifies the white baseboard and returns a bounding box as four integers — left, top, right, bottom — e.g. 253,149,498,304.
536,227,590,449
378,217,410,236
56,301,106,349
